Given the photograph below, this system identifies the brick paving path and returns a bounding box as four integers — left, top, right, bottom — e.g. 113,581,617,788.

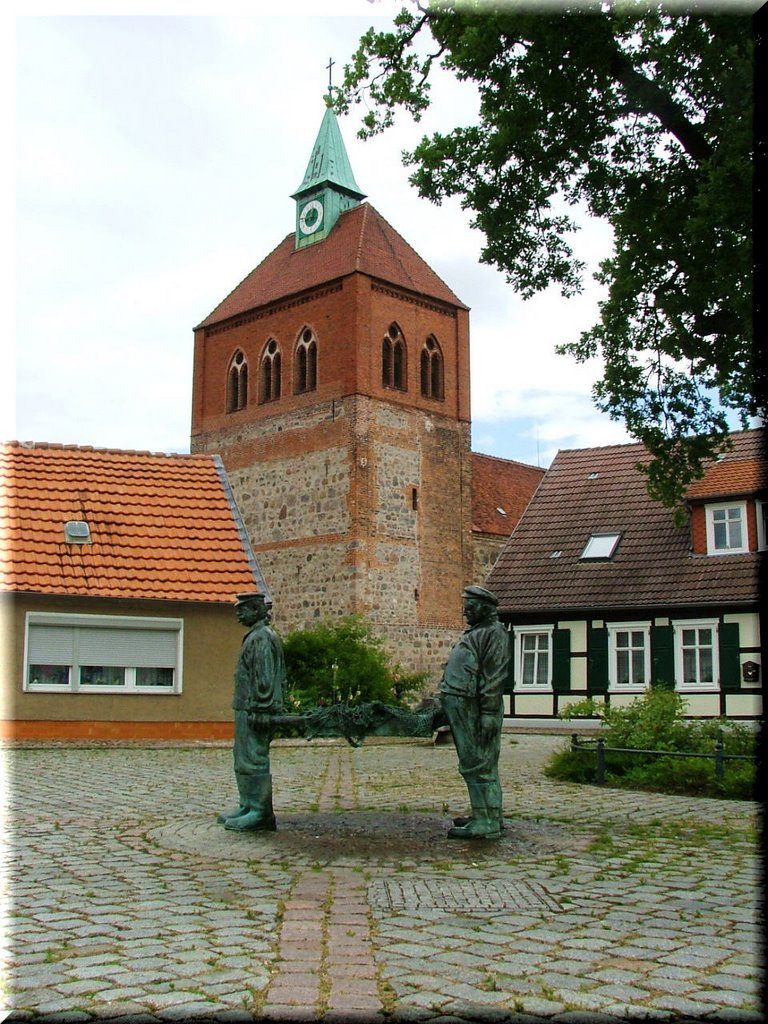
1,735,762,1022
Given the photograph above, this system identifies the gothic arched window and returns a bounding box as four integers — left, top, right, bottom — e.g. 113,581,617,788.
260,339,282,404
226,350,248,412
294,327,318,394
382,323,407,391
420,336,444,400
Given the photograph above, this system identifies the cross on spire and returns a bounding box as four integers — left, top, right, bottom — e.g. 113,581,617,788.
326,57,335,92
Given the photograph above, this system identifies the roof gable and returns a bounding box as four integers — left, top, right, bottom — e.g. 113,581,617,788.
487,429,763,614
1,443,265,604
197,203,466,329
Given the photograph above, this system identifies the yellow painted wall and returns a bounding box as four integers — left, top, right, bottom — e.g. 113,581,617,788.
678,692,720,717
513,693,555,716
725,693,763,718
3,594,244,723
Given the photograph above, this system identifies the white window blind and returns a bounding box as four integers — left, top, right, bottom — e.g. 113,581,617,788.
78,627,178,667
28,624,75,664
25,614,182,693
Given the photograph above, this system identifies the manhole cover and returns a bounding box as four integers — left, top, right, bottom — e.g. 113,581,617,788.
368,876,561,913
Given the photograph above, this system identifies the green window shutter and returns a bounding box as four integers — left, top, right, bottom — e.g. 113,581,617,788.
719,621,741,692
552,628,571,693
651,624,675,690
588,627,609,695
504,627,515,694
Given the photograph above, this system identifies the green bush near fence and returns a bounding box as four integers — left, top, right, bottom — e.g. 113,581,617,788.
546,688,757,799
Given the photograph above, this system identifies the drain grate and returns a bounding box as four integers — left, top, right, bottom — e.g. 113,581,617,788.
369,877,561,913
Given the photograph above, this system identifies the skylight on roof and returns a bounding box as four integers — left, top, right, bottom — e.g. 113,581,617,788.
580,532,621,560
64,520,91,545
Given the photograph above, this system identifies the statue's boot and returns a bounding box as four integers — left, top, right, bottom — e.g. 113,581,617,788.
447,782,501,840
217,775,247,824
225,773,277,832
218,802,244,827
218,802,245,824
453,778,505,830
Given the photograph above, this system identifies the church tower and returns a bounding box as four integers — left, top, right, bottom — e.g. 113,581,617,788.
190,102,474,673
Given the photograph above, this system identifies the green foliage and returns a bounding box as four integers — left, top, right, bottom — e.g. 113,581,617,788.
557,698,606,720
336,4,758,509
281,615,426,712
547,687,756,799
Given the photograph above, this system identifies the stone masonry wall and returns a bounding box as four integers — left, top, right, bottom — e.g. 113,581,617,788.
473,533,510,589
191,270,474,681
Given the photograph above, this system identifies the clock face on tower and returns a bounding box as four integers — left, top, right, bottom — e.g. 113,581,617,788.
299,199,324,236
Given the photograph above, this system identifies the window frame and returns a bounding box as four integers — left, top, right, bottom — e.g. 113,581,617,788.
294,328,318,395
259,338,282,404
420,335,444,401
513,625,554,692
24,612,184,695
226,350,249,413
705,501,748,555
756,499,768,552
580,532,622,560
607,621,651,692
672,618,720,692
382,324,407,392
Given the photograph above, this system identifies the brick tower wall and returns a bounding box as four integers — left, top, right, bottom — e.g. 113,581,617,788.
192,392,471,681
191,271,473,681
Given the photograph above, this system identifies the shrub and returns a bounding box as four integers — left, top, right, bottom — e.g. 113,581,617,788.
557,698,606,720
281,615,426,713
545,687,757,799
598,689,689,752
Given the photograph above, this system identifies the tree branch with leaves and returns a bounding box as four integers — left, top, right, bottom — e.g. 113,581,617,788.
335,0,759,510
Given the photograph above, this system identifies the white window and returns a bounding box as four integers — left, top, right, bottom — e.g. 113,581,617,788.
24,613,183,694
757,500,768,552
673,619,719,691
608,623,651,691
580,533,621,560
705,502,748,554
514,627,553,690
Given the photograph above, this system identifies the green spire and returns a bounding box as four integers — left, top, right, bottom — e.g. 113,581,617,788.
292,106,366,249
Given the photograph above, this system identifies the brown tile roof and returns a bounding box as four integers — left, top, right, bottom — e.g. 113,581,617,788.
471,453,544,536
197,202,466,329
486,429,763,614
1,443,265,603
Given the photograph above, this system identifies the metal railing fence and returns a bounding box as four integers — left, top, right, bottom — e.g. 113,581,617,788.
570,734,756,786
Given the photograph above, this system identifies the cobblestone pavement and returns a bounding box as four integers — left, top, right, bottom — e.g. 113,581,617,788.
1,734,763,1022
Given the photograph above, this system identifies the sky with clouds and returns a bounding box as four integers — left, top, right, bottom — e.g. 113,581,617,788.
13,3,638,469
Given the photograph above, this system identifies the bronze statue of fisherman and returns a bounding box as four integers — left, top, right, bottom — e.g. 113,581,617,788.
216,585,508,841
439,585,510,840
218,592,286,832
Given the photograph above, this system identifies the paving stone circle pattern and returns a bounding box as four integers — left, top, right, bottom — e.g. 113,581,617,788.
2,734,762,1022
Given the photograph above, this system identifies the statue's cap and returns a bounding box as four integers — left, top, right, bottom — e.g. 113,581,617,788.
235,592,267,606
462,585,498,606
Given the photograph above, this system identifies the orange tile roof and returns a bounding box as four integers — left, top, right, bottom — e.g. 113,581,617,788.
197,202,467,329
1,443,265,603
686,457,768,500
471,453,544,536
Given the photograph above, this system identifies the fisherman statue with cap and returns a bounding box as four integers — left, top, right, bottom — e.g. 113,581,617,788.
218,592,286,832
439,585,510,840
